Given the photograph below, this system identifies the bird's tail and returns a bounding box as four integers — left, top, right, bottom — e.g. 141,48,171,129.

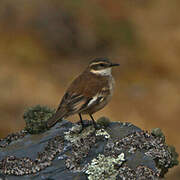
46,112,65,128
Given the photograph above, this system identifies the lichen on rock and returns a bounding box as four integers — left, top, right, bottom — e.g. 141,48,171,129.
151,128,179,177
0,135,64,176
85,153,125,180
0,130,27,148
151,128,165,143
0,109,178,180
64,124,95,144
64,123,96,171
96,128,110,139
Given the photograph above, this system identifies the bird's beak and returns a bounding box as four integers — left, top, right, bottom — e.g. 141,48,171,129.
110,63,120,67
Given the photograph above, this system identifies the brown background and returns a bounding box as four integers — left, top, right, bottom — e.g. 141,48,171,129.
0,0,179,179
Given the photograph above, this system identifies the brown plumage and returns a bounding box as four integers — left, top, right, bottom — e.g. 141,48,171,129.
46,58,119,129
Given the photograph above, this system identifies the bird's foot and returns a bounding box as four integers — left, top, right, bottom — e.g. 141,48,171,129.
77,120,89,133
77,120,90,127
77,120,99,133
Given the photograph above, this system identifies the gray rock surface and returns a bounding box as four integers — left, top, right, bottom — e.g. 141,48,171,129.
0,118,177,180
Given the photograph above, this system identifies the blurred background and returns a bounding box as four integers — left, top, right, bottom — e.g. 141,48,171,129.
0,0,179,178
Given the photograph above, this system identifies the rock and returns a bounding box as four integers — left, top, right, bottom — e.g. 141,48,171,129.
0,106,178,180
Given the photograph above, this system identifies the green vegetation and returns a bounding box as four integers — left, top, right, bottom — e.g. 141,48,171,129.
23,105,55,134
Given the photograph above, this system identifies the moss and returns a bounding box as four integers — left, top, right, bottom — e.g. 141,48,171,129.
96,117,110,128
168,145,179,168
85,153,125,180
23,105,55,134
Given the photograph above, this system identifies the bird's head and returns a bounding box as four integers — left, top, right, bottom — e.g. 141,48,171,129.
88,58,119,76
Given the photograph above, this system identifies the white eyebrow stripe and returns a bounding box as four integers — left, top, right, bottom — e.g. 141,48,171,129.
90,68,112,76
90,62,108,66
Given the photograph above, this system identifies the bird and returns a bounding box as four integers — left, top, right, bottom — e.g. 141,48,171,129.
46,58,119,129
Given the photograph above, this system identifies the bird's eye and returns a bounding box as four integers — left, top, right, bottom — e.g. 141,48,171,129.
99,63,105,67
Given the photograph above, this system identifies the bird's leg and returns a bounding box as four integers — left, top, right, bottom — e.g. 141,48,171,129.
78,113,84,128
89,114,98,129
78,113,91,133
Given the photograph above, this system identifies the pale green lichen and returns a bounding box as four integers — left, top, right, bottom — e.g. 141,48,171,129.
64,125,95,143
151,128,179,177
96,129,110,139
85,153,125,180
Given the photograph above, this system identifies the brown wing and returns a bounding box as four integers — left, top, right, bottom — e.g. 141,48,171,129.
67,71,109,97
46,71,108,128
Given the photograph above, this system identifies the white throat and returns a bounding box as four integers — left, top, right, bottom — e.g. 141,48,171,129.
90,68,112,76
